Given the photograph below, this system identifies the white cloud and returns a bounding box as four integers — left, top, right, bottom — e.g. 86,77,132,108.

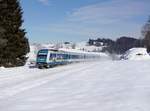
34,0,150,41
45,22,142,40
68,0,150,24
38,0,50,5
60,0,150,39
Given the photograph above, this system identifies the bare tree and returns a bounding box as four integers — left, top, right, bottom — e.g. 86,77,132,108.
142,16,150,52
71,43,76,49
144,31,150,52
142,16,150,37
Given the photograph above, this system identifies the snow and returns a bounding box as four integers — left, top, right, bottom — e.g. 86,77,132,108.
76,41,103,52
26,45,38,63
0,60,150,111
121,48,150,60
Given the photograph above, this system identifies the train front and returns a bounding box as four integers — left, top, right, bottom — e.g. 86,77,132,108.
36,49,48,68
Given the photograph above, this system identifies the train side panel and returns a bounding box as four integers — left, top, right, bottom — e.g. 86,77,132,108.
36,49,101,68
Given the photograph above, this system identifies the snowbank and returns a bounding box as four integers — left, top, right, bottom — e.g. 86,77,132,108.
121,48,150,60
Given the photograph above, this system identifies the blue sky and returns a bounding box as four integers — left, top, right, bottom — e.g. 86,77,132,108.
20,0,150,43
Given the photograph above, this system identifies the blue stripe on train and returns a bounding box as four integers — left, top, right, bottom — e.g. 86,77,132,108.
47,61,68,65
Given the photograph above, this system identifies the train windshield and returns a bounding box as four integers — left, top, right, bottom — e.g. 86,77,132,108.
37,54,47,63
37,55,47,59
37,49,48,63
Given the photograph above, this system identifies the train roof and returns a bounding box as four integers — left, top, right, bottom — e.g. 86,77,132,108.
39,48,58,52
59,48,102,55
39,48,107,56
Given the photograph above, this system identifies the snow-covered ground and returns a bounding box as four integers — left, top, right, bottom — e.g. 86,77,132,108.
0,59,150,111
121,48,150,60
76,41,103,52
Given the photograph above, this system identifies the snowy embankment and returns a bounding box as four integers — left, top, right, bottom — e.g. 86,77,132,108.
0,60,150,111
122,48,150,60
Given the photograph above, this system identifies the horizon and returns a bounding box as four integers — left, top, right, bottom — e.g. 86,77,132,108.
20,0,150,43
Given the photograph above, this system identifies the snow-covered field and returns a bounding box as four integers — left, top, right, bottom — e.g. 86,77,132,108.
0,59,150,111
122,48,150,60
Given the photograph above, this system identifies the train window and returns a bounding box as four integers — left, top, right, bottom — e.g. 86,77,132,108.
37,55,47,59
57,54,63,59
70,55,73,59
69,54,79,59
62,54,67,59
50,53,56,59
63,54,65,59
67,55,69,59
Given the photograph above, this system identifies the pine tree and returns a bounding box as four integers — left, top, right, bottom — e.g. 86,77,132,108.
0,0,30,67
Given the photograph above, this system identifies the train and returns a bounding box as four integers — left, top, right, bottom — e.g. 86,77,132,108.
36,48,101,68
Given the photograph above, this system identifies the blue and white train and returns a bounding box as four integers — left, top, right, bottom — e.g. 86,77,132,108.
36,48,101,68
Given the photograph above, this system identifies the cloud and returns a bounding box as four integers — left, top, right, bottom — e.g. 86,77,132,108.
61,0,150,39
34,0,150,41
38,0,50,5
68,0,150,24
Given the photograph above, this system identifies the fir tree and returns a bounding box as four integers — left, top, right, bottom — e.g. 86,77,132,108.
0,0,29,67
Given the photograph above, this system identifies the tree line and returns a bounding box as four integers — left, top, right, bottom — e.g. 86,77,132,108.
88,17,150,54
88,37,144,54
